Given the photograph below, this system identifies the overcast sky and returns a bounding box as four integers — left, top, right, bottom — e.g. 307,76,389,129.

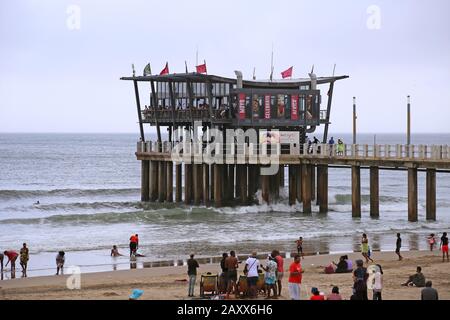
1,0,449,134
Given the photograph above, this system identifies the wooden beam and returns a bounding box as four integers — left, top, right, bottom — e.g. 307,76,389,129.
133,80,145,142
408,168,418,222
141,160,150,201
352,166,361,218
426,168,436,221
370,166,379,217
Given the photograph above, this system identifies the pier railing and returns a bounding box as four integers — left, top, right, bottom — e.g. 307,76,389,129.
137,141,450,161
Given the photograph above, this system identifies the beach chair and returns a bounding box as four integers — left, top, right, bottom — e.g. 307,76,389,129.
200,273,218,297
218,272,227,294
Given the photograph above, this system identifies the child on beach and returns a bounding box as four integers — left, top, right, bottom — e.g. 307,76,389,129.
20,243,29,277
427,234,436,251
296,237,304,258
440,232,449,262
361,234,374,263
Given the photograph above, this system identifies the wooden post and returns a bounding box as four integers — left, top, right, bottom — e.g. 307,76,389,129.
370,166,379,217
296,165,302,203
228,165,235,202
210,164,215,201
301,164,312,213
150,161,158,201
239,165,248,205
289,165,296,205
261,173,270,204
279,166,285,187
141,160,150,202
214,164,222,207
317,165,328,213
352,166,361,217
184,163,192,205
166,162,173,202
175,164,182,202
203,164,210,205
158,161,166,202
311,165,316,202
193,164,201,205
408,168,418,222
426,169,436,221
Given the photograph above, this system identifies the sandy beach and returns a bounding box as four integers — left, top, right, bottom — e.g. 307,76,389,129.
1,250,448,300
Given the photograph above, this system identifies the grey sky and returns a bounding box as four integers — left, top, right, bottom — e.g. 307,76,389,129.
1,0,449,133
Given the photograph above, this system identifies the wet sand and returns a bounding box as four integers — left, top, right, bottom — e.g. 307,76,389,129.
0,250,449,300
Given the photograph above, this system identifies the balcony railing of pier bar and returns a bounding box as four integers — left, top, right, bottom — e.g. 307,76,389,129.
137,141,450,161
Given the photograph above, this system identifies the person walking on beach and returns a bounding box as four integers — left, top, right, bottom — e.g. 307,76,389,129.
372,264,383,300
440,232,449,262
361,233,373,263
225,251,239,299
395,233,403,261
288,254,303,300
187,253,199,297
19,243,29,277
3,250,18,278
428,233,436,251
272,250,284,296
260,254,278,299
129,234,139,257
56,251,65,275
244,252,260,299
296,237,304,258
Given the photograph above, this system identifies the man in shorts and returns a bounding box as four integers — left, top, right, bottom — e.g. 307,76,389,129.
244,252,260,298
272,250,284,296
440,232,449,262
395,233,403,261
225,250,239,298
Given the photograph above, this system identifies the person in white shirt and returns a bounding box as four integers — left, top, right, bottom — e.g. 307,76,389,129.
244,251,260,298
372,264,383,300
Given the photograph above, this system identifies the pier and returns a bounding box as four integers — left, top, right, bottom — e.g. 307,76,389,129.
121,70,450,223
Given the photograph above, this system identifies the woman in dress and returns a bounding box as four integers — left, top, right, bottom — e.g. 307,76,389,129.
361,233,374,263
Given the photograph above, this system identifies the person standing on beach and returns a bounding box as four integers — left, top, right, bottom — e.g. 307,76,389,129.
395,233,403,261
272,250,284,296
225,251,239,299
352,259,368,300
187,253,199,297
288,254,303,300
260,254,278,299
244,252,260,299
428,233,436,251
440,232,449,262
0,252,4,277
361,234,373,263
372,264,383,300
56,251,65,275
4,250,18,277
19,243,29,277
296,237,304,258
129,234,138,257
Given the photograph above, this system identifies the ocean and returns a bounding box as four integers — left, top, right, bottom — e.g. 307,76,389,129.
0,133,449,278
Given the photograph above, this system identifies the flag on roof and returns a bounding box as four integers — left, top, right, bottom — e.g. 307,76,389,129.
196,62,207,74
281,66,293,79
143,63,152,76
159,62,169,75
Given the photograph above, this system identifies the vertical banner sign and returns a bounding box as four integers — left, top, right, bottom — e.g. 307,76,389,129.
264,95,271,119
291,94,299,120
239,93,246,120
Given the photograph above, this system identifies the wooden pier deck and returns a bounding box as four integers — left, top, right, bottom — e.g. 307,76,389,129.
136,141,450,222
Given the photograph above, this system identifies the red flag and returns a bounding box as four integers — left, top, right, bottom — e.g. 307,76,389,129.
196,63,207,74
159,62,169,75
281,66,293,79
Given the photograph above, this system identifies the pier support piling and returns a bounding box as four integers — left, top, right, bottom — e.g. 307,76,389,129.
203,164,210,205
150,161,158,201
370,166,379,217
184,164,192,205
193,164,202,205
141,160,150,202
296,165,302,203
408,168,418,222
214,164,223,207
301,164,312,213
175,164,182,202
426,168,436,221
352,166,361,218
261,170,270,204
289,165,296,205
317,165,328,213
166,162,173,202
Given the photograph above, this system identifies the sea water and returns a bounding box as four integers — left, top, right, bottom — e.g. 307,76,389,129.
0,133,449,278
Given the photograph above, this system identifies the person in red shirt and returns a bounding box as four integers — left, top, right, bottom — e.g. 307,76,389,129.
310,287,325,300
4,250,18,276
129,234,139,256
288,254,303,300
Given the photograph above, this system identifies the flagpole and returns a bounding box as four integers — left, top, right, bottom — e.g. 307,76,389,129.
270,43,274,81
204,59,207,75
196,45,198,66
